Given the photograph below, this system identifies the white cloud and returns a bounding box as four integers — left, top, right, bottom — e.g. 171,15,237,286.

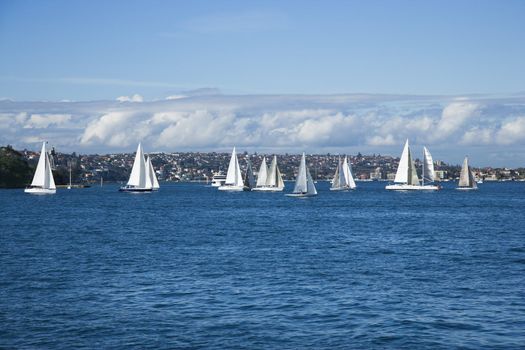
432,102,480,140
24,114,71,129
496,117,525,145
116,94,144,103
2,93,525,166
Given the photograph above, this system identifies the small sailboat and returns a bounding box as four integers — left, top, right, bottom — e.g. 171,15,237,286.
343,156,357,189
386,139,439,191
457,156,478,190
146,155,160,191
67,162,72,190
330,156,357,191
25,141,56,194
252,155,284,191
421,146,440,190
119,143,153,192
243,158,257,191
218,147,245,191
286,153,317,197
253,157,268,190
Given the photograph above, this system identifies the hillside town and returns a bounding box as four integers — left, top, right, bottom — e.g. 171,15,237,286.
15,146,525,185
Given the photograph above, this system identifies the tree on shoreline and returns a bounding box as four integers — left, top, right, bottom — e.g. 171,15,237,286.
0,145,34,188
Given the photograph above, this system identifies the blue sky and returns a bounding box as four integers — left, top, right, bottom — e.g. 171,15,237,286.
1,0,524,100
1,1,525,166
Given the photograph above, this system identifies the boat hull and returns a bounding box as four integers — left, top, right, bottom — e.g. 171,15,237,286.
252,187,284,192
285,192,317,197
456,187,478,191
329,187,356,191
119,187,153,192
385,184,440,191
218,185,245,191
24,187,56,195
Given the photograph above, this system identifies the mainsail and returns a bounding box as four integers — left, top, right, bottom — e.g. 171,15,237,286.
265,155,285,189
292,153,317,195
127,143,147,188
256,157,268,187
331,157,346,190
342,156,357,189
458,157,478,189
394,139,419,186
30,142,56,190
422,146,435,184
224,147,243,187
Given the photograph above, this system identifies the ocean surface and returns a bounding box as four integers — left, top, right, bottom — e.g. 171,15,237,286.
1,181,524,349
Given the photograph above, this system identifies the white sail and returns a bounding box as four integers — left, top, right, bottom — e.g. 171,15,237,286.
265,155,285,189
256,157,268,187
149,157,160,190
30,142,56,190
292,153,308,193
394,139,410,184
127,143,147,188
331,157,346,189
458,157,477,189
394,139,419,185
224,147,243,187
422,146,435,184
343,156,356,189
144,156,153,189
306,167,318,195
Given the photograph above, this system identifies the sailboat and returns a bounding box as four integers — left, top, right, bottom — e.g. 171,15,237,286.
253,157,268,190
119,143,153,192
331,156,357,191
385,139,439,191
343,156,357,189
243,158,257,191
286,153,317,197
421,146,440,190
252,155,285,191
25,141,56,194
218,147,245,191
67,162,72,190
145,155,160,191
456,156,478,190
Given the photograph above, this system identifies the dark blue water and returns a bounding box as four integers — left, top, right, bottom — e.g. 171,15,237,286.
1,182,525,349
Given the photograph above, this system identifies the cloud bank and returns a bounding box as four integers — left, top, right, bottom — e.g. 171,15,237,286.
1,93,525,166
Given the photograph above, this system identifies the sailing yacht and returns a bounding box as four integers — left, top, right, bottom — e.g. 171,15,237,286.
146,155,160,191
330,156,357,191
243,158,257,191
25,142,56,194
218,147,245,191
119,143,153,192
456,156,478,190
286,153,317,197
253,157,268,190
385,139,439,191
252,155,285,191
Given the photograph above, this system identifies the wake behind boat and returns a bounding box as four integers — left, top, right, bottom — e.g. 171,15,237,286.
386,139,440,191
25,141,56,195
286,153,317,197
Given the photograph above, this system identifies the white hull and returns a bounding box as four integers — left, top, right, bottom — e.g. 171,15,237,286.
385,184,440,191
24,187,56,195
218,185,245,191
211,182,223,187
285,192,317,197
252,186,284,192
119,186,153,192
330,187,355,191
456,187,478,191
